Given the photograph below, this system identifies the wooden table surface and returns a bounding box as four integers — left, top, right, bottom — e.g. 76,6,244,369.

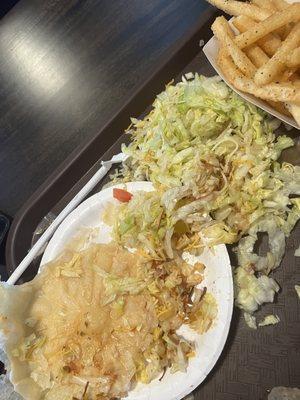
0,0,208,217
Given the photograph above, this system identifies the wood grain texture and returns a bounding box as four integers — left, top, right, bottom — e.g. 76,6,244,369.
0,0,208,216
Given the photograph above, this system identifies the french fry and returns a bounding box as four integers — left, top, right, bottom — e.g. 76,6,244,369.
272,0,289,11
218,53,293,116
284,47,300,68
254,22,300,86
285,103,300,125
207,0,271,21
234,4,300,50
217,15,235,39
275,25,292,41
252,0,277,13
246,46,269,68
232,15,281,56
218,54,293,117
262,0,291,39
280,68,298,82
290,76,300,86
279,23,295,40
233,16,297,83
232,17,271,68
231,18,294,117
217,50,243,84
212,17,256,78
234,76,300,103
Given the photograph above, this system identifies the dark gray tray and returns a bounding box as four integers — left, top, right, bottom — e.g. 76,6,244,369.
5,6,300,399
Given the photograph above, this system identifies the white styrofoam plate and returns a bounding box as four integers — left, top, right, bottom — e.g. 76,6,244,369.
41,182,233,400
203,6,300,131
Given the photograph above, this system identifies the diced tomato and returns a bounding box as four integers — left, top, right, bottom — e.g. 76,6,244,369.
113,188,133,203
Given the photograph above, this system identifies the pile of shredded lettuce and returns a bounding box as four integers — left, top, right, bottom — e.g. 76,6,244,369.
113,74,300,325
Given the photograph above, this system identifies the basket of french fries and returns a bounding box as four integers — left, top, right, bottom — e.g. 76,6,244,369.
203,0,300,129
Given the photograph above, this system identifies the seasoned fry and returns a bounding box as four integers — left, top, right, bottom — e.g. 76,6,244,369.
231,15,250,33
263,0,289,41
232,17,271,68
218,55,293,116
234,76,300,103
272,0,289,11
232,15,281,56
280,68,298,82
290,76,300,86
275,24,292,41
233,16,297,82
212,17,256,78
285,103,300,125
216,15,235,39
217,50,243,84
252,0,277,13
218,52,293,116
246,46,269,68
207,0,271,21
284,47,300,68
218,51,296,111
234,4,300,50
265,0,292,39
254,23,300,86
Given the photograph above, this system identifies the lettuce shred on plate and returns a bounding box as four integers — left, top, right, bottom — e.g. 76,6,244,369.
112,74,300,322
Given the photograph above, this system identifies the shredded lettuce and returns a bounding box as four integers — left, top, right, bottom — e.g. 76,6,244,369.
258,314,280,327
234,267,279,313
113,74,299,320
93,265,146,303
244,313,257,330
